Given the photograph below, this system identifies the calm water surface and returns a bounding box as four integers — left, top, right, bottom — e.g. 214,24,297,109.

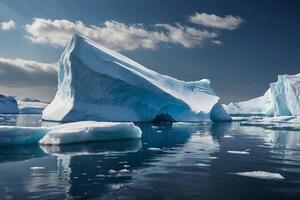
0,114,299,200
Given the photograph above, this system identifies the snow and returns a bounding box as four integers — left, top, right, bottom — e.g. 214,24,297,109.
0,94,18,114
0,121,141,146
232,171,285,180
225,73,300,117
39,121,142,145
42,34,231,122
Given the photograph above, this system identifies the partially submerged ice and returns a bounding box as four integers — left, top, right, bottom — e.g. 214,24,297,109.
42,34,230,122
0,121,141,146
225,74,300,116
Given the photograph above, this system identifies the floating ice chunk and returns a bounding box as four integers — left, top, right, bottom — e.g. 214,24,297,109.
119,169,130,173
108,169,117,174
30,166,45,170
196,163,211,167
227,150,250,155
147,147,162,151
39,121,142,145
208,156,218,159
224,135,234,138
0,121,141,146
232,171,285,180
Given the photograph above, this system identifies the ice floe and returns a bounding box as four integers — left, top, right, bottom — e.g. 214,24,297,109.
231,171,285,180
0,121,141,146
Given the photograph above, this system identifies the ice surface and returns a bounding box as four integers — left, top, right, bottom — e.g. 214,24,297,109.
39,121,142,145
232,171,285,180
42,34,231,122
0,121,141,146
0,94,18,114
225,73,300,116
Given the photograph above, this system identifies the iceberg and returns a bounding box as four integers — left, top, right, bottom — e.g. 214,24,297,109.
0,94,19,114
0,95,48,114
225,73,300,116
0,121,141,146
42,34,230,122
17,97,48,114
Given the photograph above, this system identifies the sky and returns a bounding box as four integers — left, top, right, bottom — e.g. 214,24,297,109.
0,0,299,103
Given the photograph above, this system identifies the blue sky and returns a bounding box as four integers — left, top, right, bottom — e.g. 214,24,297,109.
0,0,299,103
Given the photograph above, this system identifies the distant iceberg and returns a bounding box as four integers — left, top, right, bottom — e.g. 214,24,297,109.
42,34,230,122
225,73,300,116
0,94,19,114
0,95,48,114
17,97,48,114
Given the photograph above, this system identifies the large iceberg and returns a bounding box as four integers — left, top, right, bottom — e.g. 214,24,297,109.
0,94,19,114
225,73,300,116
42,34,230,122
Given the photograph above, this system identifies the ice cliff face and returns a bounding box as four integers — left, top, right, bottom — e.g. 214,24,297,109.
225,73,300,116
42,34,231,122
0,94,18,114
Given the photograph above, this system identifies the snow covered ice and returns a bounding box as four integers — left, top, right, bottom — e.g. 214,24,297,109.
42,34,231,122
0,121,141,146
225,73,300,116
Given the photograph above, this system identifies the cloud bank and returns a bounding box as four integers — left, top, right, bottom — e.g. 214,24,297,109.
1,20,16,31
189,13,243,30
24,18,222,51
0,57,57,87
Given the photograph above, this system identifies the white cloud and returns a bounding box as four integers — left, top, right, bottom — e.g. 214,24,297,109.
0,57,57,87
1,20,16,31
189,13,243,30
25,18,219,51
156,23,217,48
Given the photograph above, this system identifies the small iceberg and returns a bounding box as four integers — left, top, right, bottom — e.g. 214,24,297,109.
39,121,142,145
231,171,285,180
0,121,141,146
